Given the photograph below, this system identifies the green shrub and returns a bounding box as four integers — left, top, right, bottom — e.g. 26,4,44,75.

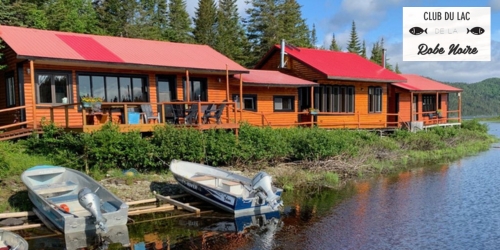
461,119,488,133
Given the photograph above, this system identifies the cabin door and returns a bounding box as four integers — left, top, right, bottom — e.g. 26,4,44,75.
157,75,177,123
412,95,418,121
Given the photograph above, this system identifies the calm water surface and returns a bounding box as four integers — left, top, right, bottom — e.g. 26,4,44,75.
25,122,500,250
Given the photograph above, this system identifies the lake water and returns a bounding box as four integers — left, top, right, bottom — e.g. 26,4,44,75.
25,122,500,249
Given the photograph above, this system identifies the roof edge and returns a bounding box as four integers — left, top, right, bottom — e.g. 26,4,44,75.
238,82,318,87
19,56,250,75
327,75,407,83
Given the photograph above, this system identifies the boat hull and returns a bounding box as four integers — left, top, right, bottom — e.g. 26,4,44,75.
171,160,283,217
21,165,128,234
0,229,28,250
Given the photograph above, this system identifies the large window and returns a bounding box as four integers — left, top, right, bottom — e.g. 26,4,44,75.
314,85,355,113
232,94,257,111
368,86,382,113
274,96,294,112
422,94,436,112
36,72,71,104
78,74,147,102
157,76,177,102
183,78,207,101
5,72,15,107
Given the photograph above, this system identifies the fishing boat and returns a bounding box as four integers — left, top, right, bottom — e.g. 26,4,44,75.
0,230,28,250
170,160,283,216
21,165,129,234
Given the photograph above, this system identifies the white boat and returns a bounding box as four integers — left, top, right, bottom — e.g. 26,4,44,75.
21,165,129,234
0,229,28,250
170,160,283,216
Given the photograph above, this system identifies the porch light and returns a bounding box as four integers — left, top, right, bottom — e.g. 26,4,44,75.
26,68,30,75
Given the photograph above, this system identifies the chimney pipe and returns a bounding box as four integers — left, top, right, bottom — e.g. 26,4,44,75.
382,49,386,68
280,39,285,68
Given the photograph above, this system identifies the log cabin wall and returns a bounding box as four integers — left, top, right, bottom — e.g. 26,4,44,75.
392,86,450,125
316,79,388,128
229,84,299,126
259,51,325,81
19,62,230,128
0,46,22,126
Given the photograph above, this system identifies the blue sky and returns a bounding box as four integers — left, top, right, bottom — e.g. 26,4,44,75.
185,0,500,83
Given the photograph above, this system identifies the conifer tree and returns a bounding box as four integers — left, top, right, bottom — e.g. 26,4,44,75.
45,0,100,34
215,0,250,66
395,63,401,73
166,0,193,43
193,0,217,46
329,33,340,51
346,21,361,54
94,0,136,36
361,40,366,58
278,0,311,48
370,40,381,65
310,23,317,48
129,0,168,40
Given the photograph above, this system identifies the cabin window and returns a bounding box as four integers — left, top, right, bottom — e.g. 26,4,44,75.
368,86,382,113
5,72,15,107
316,85,354,113
77,74,148,102
422,94,436,112
274,96,294,112
157,76,177,102
183,78,208,101
232,94,257,111
36,72,71,104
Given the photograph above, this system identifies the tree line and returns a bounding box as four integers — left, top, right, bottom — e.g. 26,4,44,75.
0,0,398,70
447,78,500,117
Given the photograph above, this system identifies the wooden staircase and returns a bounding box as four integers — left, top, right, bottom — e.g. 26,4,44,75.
0,128,42,141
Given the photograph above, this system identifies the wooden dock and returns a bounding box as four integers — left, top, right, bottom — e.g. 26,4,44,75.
0,193,208,232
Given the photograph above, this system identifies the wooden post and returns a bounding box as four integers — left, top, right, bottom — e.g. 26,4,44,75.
197,102,202,125
82,108,87,126
186,70,190,102
226,65,230,119
410,92,413,122
436,92,439,123
310,86,314,127
50,107,54,122
239,73,243,122
358,111,360,128
30,60,36,129
123,104,128,125
65,106,69,128
458,92,462,122
161,104,165,124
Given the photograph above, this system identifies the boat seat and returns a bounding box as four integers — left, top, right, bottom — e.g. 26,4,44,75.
190,175,217,186
33,181,78,195
221,180,243,194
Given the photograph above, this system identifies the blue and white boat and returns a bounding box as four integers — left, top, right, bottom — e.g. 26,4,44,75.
170,160,283,216
21,165,129,234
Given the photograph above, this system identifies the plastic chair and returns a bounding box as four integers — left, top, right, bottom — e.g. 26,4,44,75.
140,104,160,124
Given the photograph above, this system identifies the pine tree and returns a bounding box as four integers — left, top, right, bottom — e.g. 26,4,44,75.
329,33,340,51
193,0,217,46
370,40,381,65
166,0,193,43
94,0,136,36
395,63,401,73
277,0,311,47
310,23,317,48
45,0,100,34
361,40,366,58
215,0,250,66
346,21,361,54
128,0,168,40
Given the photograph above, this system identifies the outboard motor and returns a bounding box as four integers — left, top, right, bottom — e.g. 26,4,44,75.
251,172,283,210
78,187,107,233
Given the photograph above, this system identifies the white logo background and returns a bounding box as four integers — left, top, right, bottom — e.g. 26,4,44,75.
403,7,490,61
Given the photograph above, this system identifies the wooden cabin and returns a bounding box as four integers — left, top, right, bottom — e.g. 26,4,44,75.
0,25,249,140
388,74,462,130
229,70,317,127
255,44,408,129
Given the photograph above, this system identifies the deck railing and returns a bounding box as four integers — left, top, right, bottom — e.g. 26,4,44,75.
0,106,29,130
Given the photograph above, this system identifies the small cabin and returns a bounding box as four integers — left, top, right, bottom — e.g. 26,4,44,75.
255,44,408,129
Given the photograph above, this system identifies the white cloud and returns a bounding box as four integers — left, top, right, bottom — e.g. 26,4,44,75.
387,40,500,83
184,0,248,20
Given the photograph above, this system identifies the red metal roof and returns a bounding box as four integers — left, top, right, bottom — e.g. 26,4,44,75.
393,74,462,92
0,25,248,73
234,70,317,87
257,45,407,83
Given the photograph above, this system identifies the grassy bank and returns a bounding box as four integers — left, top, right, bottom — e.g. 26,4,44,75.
0,119,495,212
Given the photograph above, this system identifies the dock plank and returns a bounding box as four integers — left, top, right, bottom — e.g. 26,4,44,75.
155,194,200,215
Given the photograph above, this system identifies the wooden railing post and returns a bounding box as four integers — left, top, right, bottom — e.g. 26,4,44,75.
161,104,165,124
197,102,202,125
82,108,87,126
233,103,236,123
358,112,360,129
261,112,264,126
123,104,128,125
50,107,54,123
65,106,69,128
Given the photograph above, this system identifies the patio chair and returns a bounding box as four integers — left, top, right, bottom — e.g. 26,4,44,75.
202,104,216,124
208,100,227,124
172,103,186,124
140,104,160,124
163,104,176,124
185,104,199,124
